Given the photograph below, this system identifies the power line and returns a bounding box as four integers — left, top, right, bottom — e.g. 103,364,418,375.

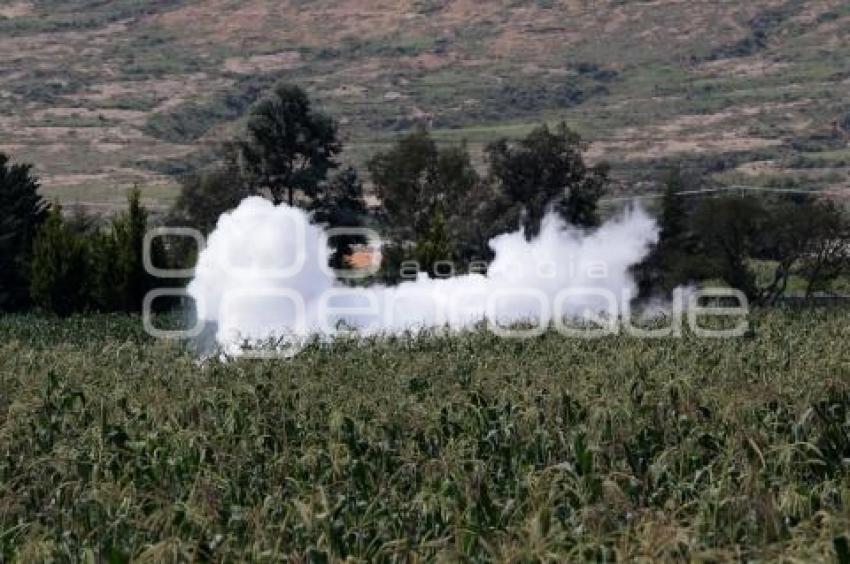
599,185,850,204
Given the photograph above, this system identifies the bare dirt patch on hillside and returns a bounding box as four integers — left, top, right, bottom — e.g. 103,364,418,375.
697,56,791,78
736,160,779,175
224,51,303,74
0,1,32,18
590,133,783,161
157,0,413,48
31,107,149,126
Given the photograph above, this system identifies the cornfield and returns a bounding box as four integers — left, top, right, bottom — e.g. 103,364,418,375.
1,309,849,562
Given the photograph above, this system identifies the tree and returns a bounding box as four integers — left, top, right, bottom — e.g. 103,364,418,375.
752,197,818,304
309,167,370,270
237,83,341,206
414,208,455,277
773,198,849,299
369,129,481,240
690,194,849,305
435,144,489,262
485,122,607,238
94,189,161,313
30,205,90,316
0,153,47,311
632,169,709,297
691,194,766,301
171,164,250,235
369,129,481,277
369,128,437,240
658,168,690,242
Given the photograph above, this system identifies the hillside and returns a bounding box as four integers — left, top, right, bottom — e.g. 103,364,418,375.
0,0,848,209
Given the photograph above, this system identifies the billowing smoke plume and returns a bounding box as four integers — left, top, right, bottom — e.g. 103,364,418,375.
188,197,658,357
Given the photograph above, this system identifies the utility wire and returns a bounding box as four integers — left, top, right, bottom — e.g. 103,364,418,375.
599,185,850,204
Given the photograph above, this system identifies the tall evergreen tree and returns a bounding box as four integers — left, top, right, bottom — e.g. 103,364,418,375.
309,167,370,270
0,153,47,311
632,168,707,297
658,168,690,242
29,205,89,316
94,189,160,312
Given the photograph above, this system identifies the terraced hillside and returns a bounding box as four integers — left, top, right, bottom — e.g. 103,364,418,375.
0,0,848,209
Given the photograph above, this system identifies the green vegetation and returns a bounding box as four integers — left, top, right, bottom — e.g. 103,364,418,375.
3,4,850,560
308,167,370,270
142,74,283,144
633,174,850,303
1,309,849,560
25,189,163,316
0,0,188,35
364,122,611,277
236,84,341,206
29,205,90,316
0,154,47,312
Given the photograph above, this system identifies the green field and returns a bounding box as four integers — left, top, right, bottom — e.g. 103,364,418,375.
1,309,849,561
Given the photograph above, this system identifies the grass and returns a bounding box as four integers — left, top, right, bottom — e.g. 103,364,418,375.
1,309,849,561
805,148,850,164
39,179,179,214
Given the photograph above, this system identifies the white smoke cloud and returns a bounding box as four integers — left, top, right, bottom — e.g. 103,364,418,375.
188,196,658,357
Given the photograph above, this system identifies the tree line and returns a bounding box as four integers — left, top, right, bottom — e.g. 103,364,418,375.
0,160,162,316
634,170,850,304
168,84,608,280
1,82,848,316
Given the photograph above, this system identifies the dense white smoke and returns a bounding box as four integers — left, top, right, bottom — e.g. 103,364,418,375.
188,197,658,357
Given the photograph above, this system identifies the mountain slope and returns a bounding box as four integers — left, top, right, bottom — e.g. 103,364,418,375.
0,0,848,208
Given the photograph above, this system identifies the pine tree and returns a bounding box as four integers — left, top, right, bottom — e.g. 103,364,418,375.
30,205,90,316
632,169,707,298
658,168,689,242
88,228,121,312
0,153,47,311
101,188,158,313
309,167,370,270
414,209,455,277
